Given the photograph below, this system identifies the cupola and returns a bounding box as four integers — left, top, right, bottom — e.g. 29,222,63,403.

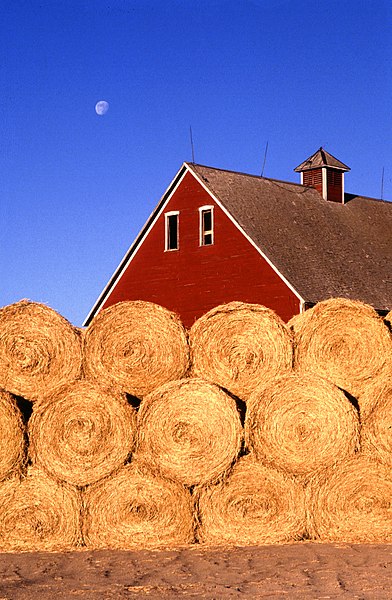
294,147,350,203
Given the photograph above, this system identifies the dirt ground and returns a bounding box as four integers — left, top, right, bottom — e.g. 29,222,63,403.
0,542,391,599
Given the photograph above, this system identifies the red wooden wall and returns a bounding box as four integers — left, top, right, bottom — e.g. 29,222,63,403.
101,171,300,328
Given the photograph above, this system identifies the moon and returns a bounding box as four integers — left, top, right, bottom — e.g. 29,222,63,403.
95,100,109,115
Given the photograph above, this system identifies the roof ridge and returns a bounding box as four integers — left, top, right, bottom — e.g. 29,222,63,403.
186,162,391,203
186,162,308,190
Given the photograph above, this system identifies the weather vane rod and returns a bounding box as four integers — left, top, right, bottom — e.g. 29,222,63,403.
261,141,269,177
189,126,195,163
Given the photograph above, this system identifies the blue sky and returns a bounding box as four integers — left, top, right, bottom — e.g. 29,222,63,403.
1,0,391,326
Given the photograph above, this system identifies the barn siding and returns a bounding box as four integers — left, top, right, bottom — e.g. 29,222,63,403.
102,171,300,327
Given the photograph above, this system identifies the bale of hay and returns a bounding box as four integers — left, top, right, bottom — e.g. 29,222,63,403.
291,298,392,399
245,372,359,478
189,302,293,402
29,380,137,487
0,467,82,551
0,300,82,402
136,378,243,487
83,301,190,398
196,454,306,546
82,462,194,550
0,389,26,482
361,372,392,465
309,455,392,543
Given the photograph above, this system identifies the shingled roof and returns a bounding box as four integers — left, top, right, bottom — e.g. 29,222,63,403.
187,163,392,311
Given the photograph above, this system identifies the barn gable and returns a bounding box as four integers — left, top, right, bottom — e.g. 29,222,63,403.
84,164,303,327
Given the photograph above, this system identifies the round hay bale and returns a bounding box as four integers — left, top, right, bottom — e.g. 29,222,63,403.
0,300,82,402
136,378,243,487
291,298,392,399
309,455,392,543
29,380,137,487
196,454,306,546
245,372,359,478
0,390,26,481
189,302,293,402
0,467,81,551
83,301,190,398
385,310,392,330
82,462,194,550
361,372,392,465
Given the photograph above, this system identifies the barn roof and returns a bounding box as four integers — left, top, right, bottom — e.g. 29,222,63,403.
187,163,392,311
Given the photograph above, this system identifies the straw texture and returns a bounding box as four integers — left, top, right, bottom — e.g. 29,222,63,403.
189,302,293,401
245,372,359,478
83,301,190,398
286,311,307,331
82,462,194,549
29,380,137,487
292,298,392,399
0,467,81,551
136,378,243,487
309,455,392,543
361,372,392,465
0,300,82,402
0,389,26,481
196,454,306,546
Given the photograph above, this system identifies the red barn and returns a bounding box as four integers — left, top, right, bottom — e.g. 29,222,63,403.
84,148,392,328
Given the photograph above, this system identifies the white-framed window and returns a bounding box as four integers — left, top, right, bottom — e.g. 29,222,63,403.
165,211,179,251
199,205,214,246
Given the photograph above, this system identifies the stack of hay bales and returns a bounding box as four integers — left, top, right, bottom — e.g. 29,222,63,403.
0,296,391,550
312,369,392,543
0,300,84,550
81,300,195,549
189,299,392,546
188,302,307,544
289,298,392,543
0,299,193,551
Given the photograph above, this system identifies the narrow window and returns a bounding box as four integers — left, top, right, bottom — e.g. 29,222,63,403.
165,212,179,251
199,206,214,246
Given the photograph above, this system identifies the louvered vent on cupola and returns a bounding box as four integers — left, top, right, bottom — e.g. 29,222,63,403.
294,147,350,204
